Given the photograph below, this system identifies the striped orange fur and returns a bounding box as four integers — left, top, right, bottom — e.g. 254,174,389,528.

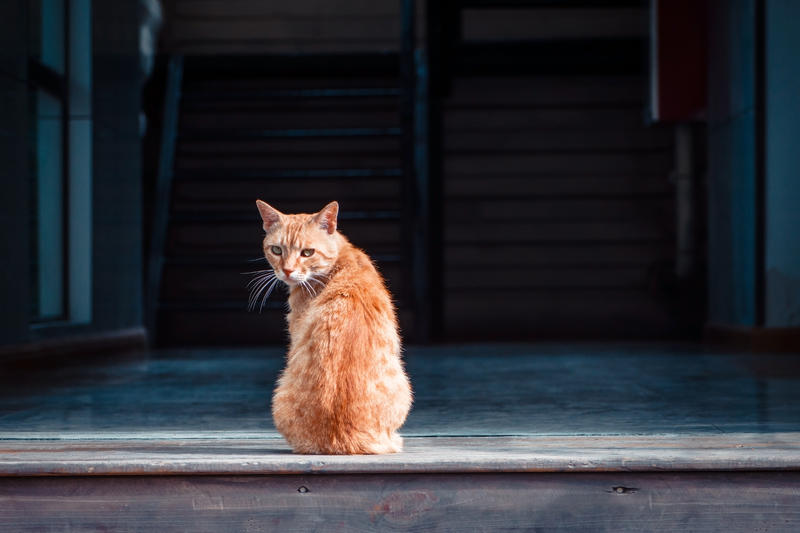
256,200,412,454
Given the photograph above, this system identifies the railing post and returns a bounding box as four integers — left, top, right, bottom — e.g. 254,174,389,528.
146,55,183,345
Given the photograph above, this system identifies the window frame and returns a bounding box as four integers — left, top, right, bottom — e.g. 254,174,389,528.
28,0,72,325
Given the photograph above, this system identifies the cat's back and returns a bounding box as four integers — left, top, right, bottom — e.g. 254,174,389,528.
314,241,396,323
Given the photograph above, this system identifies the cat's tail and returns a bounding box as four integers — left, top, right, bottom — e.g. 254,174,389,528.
360,431,403,454
320,429,402,455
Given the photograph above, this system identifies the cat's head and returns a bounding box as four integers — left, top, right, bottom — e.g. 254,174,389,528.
255,200,340,286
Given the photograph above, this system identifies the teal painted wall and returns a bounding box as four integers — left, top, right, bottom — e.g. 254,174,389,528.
707,0,758,326
765,0,800,326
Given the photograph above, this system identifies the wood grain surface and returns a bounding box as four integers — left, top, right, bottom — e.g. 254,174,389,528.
1,472,799,532
1,433,800,476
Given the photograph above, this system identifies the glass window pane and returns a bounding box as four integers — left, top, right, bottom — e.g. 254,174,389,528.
30,89,65,320
28,0,66,75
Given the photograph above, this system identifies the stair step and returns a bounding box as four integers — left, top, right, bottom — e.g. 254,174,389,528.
156,306,415,346
173,168,403,181
181,53,400,79
170,210,401,223
156,53,411,346
182,97,399,113
182,88,402,101
175,152,400,172
178,127,402,141
176,137,401,160
166,219,402,256
180,109,399,130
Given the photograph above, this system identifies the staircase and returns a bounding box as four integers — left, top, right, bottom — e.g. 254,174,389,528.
154,55,413,346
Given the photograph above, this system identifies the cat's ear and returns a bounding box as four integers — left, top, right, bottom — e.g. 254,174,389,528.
314,201,339,235
256,200,282,232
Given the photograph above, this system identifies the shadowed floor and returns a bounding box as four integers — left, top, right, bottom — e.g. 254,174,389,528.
2,343,799,437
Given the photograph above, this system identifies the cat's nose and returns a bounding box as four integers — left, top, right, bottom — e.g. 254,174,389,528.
283,268,294,278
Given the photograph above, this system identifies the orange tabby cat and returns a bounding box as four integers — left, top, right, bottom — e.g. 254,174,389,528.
255,200,412,454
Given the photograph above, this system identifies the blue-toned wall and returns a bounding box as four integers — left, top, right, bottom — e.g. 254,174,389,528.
707,0,758,326
765,0,800,327
90,0,144,333
0,0,143,349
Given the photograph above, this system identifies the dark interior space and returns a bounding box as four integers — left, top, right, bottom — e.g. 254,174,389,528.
2,0,800,530
139,0,707,346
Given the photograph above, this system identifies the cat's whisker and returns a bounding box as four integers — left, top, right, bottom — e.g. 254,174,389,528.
250,277,273,312
247,257,267,262
245,269,275,290
241,268,274,275
247,277,273,304
246,272,275,288
259,278,279,313
299,280,312,298
248,274,275,310
249,276,272,288
306,276,326,291
309,279,323,297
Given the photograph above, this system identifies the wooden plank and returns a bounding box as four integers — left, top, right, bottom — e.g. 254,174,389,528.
172,179,401,205
1,434,800,475
4,344,800,439
2,471,800,532
445,152,673,176
173,0,401,18
445,221,670,244
176,151,400,171
438,70,675,338
170,40,401,54
172,196,402,214
445,266,647,290
446,128,672,152
445,243,673,267
445,107,652,131
445,175,672,197
184,77,400,92
180,109,400,130
443,290,676,338
462,7,647,40
177,136,401,157
447,197,673,222
447,76,645,106
182,96,400,113
170,18,401,44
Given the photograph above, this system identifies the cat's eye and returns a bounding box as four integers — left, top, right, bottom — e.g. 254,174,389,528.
270,245,282,255
300,248,315,257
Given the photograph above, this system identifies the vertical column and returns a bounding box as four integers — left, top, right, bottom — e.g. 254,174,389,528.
764,0,800,327
69,0,93,323
0,0,30,345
